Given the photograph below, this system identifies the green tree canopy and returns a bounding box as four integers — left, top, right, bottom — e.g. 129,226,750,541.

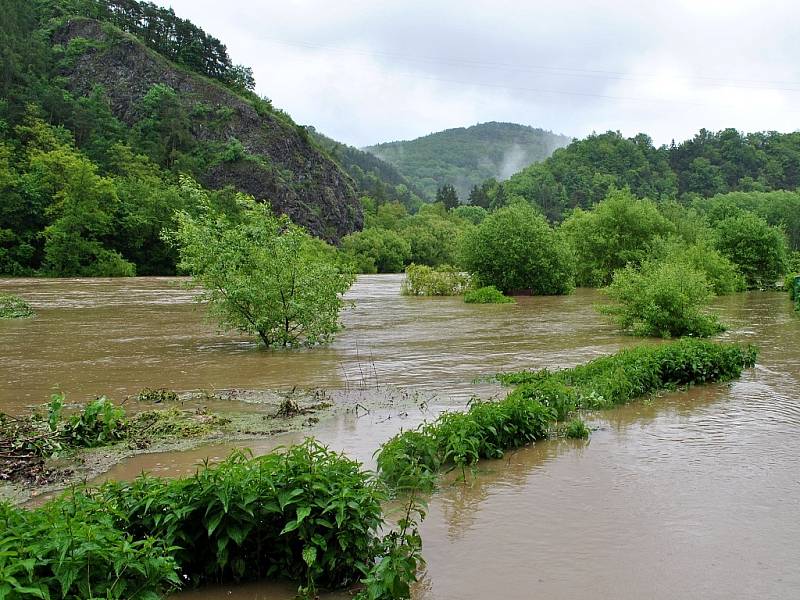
340,227,411,274
460,203,575,295
168,182,355,347
712,212,789,289
560,188,675,287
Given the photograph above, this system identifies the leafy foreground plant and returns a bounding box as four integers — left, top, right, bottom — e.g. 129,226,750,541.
0,440,425,599
377,340,757,488
0,294,35,319
464,285,515,304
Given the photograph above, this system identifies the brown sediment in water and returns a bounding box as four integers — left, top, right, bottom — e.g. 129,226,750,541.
2,276,799,599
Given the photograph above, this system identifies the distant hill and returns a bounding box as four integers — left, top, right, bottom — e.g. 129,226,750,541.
364,122,572,200
310,129,426,210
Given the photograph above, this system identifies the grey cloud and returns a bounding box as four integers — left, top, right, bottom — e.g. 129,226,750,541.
157,1,800,147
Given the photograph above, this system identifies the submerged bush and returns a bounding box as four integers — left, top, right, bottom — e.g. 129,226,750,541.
377,340,757,488
563,418,590,439
0,294,35,319
401,264,470,296
601,261,725,338
464,286,515,304
713,211,789,289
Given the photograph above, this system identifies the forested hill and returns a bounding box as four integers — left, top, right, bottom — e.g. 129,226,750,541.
0,0,361,277
364,122,572,200
309,129,426,211
502,129,800,223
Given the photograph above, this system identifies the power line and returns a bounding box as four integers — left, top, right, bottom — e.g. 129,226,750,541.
257,35,800,93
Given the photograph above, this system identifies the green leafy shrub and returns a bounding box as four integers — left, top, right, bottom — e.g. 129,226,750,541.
401,264,470,296
102,441,385,590
563,419,590,439
340,227,412,273
1,440,423,598
0,497,180,599
168,185,355,347
0,294,35,319
464,286,515,304
560,189,675,287
460,202,575,294
601,261,725,338
648,238,746,295
713,211,789,289
63,397,128,448
498,339,758,408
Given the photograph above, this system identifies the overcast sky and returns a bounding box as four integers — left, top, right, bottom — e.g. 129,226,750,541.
156,0,799,148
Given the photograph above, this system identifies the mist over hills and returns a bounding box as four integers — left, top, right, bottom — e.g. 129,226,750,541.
364,122,572,200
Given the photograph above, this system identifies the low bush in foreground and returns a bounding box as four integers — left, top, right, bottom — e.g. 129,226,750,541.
401,264,470,296
0,294,35,319
464,286,515,304
377,340,757,488
0,441,424,599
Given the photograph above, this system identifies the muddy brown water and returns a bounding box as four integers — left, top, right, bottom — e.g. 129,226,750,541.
1,275,799,599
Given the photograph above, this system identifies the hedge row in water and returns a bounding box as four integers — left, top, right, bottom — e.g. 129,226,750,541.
0,441,413,600
376,340,757,488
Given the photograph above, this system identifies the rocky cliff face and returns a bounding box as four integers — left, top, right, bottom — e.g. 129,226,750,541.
55,19,361,242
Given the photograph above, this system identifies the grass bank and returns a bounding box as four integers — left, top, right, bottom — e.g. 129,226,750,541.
376,339,757,488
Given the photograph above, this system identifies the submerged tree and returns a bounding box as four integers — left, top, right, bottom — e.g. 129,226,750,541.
168,180,355,347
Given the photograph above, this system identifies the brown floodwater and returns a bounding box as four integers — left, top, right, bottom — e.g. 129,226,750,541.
2,275,799,599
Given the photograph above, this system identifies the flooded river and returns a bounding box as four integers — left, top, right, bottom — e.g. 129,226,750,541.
1,275,799,599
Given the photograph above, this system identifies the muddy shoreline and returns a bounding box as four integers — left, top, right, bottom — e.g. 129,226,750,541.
2,385,433,505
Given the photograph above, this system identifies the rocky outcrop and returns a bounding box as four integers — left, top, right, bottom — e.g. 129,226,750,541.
54,19,361,242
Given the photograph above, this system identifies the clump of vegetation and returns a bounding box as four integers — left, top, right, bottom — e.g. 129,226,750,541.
0,394,129,482
0,441,426,599
168,186,355,347
563,418,590,439
601,261,725,338
129,408,229,440
136,387,180,403
0,294,35,319
464,285,515,304
648,238,746,295
459,202,575,295
401,264,470,296
788,272,800,312
560,189,676,287
377,340,757,488
340,227,411,273
498,339,757,406
712,211,789,289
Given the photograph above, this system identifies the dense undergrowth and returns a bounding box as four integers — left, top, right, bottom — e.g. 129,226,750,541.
0,441,424,600
377,340,757,488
